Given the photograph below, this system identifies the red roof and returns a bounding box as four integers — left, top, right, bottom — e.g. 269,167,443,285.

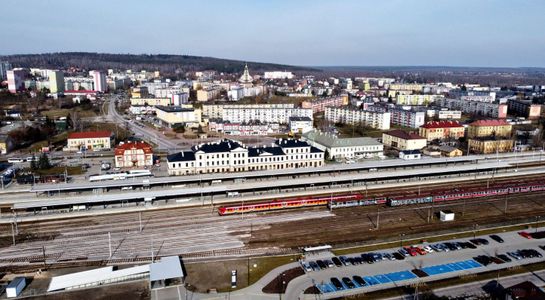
420,121,463,129
385,130,425,140
68,131,112,139
115,141,153,155
469,119,510,127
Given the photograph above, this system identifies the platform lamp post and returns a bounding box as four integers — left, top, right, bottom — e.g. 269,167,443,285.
399,233,405,248
535,216,540,233
473,223,478,239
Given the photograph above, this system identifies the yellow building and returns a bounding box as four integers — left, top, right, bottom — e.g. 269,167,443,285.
155,105,202,127
468,138,514,154
419,121,465,142
382,130,427,151
467,120,512,138
197,88,220,102
0,135,14,154
66,131,112,151
438,145,463,157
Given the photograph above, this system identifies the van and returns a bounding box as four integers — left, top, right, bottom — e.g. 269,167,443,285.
121,186,133,191
7,158,24,163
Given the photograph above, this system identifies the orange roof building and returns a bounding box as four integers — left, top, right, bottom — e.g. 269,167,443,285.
419,121,465,141
468,119,512,138
114,141,154,168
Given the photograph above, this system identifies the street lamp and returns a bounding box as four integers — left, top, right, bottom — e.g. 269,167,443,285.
399,233,405,248
536,216,540,233
473,223,478,239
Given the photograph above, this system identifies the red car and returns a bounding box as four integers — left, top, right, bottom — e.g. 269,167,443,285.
404,246,418,256
518,231,533,239
414,247,427,256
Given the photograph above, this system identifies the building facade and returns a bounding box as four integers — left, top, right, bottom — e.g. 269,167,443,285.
437,98,508,118
208,121,280,135
166,139,324,175
418,121,465,142
49,70,65,94
468,138,514,154
222,107,312,125
114,141,154,168
325,107,391,130
302,130,383,160
507,99,542,119
264,71,294,79
196,88,221,101
301,95,349,113
289,116,313,134
382,130,427,151
155,105,202,127
396,94,442,106
91,70,107,92
467,119,512,138
66,131,113,151
7,69,26,93
0,61,11,81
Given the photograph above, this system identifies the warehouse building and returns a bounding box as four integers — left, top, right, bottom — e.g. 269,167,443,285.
382,130,427,151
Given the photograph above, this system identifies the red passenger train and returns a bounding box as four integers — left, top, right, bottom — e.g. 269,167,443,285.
217,180,545,216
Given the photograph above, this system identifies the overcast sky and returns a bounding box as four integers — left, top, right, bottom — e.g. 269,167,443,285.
1,0,545,67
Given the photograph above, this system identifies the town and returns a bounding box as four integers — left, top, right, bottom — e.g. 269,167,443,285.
2,1,545,299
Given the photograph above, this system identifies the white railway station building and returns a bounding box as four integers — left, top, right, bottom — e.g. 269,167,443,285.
166,138,324,175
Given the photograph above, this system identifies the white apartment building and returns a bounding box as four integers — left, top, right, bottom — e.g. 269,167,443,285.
166,139,324,175
325,107,391,130
437,98,507,118
301,95,348,113
426,109,462,120
264,71,294,79
90,70,107,92
223,107,312,124
203,103,295,119
208,121,281,135
396,94,443,106
289,116,313,134
302,130,383,160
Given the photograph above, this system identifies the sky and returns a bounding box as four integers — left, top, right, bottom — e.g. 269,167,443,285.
1,0,545,67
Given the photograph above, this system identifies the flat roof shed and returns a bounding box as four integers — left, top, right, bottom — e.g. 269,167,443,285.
150,256,185,289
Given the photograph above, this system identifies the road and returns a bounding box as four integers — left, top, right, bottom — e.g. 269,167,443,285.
107,95,180,150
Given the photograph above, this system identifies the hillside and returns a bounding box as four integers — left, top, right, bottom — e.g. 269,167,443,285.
0,52,318,75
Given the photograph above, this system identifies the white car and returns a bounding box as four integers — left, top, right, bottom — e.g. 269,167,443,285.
423,246,434,253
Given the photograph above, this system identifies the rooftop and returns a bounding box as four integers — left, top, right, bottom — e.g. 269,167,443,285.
150,256,184,282
420,121,464,129
248,146,285,157
275,138,311,148
167,151,195,162
193,139,245,153
155,105,194,113
384,130,425,140
115,141,153,155
469,119,510,127
303,130,382,148
68,131,112,139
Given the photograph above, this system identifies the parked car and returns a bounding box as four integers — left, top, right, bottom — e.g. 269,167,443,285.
497,254,512,262
301,262,312,272
330,277,344,290
309,261,320,271
489,235,504,243
423,246,434,253
332,257,343,267
325,259,334,268
316,260,327,270
342,277,355,289
352,275,366,286
518,231,532,239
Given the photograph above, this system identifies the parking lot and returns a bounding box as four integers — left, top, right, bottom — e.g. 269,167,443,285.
288,229,545,299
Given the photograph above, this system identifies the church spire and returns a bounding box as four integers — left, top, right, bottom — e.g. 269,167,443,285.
239,63,253,84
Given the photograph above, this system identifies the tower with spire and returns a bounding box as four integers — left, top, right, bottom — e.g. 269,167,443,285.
238,63,253,87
